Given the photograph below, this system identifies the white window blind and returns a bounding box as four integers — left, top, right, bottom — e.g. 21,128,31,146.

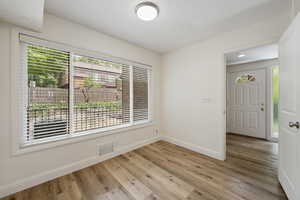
20,35,151,144
26,44,70,140
72,54,131,132
133,66,149,122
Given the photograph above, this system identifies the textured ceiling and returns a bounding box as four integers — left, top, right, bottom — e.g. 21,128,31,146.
0,0,44,31
45,0,291,53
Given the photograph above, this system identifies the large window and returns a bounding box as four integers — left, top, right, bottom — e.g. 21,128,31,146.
22,36,151,144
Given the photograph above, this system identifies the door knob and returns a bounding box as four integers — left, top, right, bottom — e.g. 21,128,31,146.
289,122,300,129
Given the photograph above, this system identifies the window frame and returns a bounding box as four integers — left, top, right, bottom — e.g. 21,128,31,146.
11,33,153,154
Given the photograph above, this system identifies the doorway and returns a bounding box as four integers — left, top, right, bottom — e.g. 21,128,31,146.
223,43,287,199
225,43,279,141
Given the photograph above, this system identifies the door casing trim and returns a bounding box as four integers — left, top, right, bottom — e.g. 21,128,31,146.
226,58,279,140
222,39,279,161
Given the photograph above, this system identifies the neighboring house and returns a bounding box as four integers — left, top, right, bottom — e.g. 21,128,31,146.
28,61,123,104
73,61,122,89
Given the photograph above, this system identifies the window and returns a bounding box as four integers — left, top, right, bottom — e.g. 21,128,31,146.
21,36,151,145
272,66,279,138
133,66,149,121
235,74,256,84
72,54,130,132
26,45,70,140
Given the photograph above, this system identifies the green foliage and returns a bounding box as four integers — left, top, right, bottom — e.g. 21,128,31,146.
28,45,68,88
83,76,101,89
74,55,122,69
29,102,67,110
272,67,279,105
75,101,121,109
81,77,102,103
28,73,58,87
28,101,122,111
272,66,279,133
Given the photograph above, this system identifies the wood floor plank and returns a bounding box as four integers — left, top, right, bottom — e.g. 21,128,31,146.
152,140,279,182
1,134,287,200
73,167,111,200
139,146,256,200
148,141,285,196
92,164,135,200
123,151,194,199
137,145,284,200
103,159,157,200
57,175,86,200
115,155,182,200
153,142,279,184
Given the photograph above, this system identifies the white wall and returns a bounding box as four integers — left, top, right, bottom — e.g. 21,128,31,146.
161,13,290,160
293,0,300,17
0,14,161,197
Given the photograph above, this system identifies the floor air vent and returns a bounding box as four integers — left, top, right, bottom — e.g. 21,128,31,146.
98,142,114,156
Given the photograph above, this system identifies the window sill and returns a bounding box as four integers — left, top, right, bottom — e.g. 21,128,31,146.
13,121,154,156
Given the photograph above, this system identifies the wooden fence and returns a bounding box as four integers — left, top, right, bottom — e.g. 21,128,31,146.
29,87,121,103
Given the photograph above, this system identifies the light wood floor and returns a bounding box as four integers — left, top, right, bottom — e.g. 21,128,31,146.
2,134,287,200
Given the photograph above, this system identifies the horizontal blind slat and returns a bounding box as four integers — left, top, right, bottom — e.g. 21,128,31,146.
72,54,131,133
26,44,70,141
133,66,149,122
22,38,150,144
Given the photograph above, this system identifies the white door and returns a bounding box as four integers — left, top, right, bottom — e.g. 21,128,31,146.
227,69,266,138
278,14,300,200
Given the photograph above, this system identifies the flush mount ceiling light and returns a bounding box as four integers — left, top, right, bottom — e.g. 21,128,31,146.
135,2,159,21
237,53,245,58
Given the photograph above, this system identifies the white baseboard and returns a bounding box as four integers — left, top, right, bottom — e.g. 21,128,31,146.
0,136,161,198
162,136,224,161
279,168,297,200
0,135,225,198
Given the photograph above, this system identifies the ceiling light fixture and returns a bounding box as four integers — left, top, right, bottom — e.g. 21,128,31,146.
238,53,245,58
135,2,159,21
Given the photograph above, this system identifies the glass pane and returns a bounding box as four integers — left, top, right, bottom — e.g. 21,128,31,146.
27,44,70,141
272,66,279,137
133,66,149,122
235,74,256,84
72,55,130,132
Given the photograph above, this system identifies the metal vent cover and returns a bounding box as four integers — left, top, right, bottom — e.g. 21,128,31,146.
98,142,114,156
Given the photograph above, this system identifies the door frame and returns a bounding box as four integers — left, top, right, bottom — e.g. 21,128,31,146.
226,59,278,140
222,39,278,160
